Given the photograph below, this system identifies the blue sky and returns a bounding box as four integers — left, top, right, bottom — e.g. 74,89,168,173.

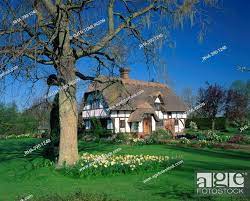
130,0,250,95
1,0,249,110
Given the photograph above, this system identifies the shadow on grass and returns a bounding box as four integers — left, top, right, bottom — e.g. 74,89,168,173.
164,145,250,161
78,141,119,153
0,138,45,163
0,139,120,165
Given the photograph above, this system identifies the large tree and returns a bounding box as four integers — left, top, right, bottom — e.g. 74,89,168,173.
226,80,250,124
197,82,225,130
225,89,248,123
0,0,218,166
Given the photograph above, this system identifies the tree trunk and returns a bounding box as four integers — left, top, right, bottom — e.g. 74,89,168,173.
56,9,79,166
57,83,79,166
212,119,215,131
57,60,79,166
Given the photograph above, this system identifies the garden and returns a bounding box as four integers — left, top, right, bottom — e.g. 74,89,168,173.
1,98,250,201
1,124,250,201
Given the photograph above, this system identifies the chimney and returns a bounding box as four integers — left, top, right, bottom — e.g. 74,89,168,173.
119,67,130,79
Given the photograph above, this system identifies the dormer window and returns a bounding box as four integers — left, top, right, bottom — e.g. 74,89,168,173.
85,92,106,110
154,96,162,111
155,97,161,103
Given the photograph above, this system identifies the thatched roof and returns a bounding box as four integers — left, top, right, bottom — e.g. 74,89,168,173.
128,108,160,122
83,76,187,116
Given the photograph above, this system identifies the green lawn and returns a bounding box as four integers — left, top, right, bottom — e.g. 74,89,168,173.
0,138,250,201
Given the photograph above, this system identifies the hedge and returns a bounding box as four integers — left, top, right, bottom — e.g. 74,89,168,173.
185,117,226,130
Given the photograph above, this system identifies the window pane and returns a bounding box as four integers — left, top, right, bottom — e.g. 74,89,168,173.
107,120,113,129
131,122,139,132
156,120,163,127
174,119,178,125
120,120,125,128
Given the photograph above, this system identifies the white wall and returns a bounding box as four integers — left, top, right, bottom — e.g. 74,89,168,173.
179,119,185,131
82,108,109,118
152,116,156,131
138,121,143,133
110,111,131,118
114,118,119,133
83,104,91,110
83,107,186,133
125,118,130,133
155,97,161,103
112,110,131,133
155,110,164,119
174,118,185,133
163,114,168,119
171,112,186,119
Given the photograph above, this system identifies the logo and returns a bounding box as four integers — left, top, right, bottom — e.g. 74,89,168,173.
196,171,250,196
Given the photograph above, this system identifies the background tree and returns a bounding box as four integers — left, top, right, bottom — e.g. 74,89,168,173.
0,0,218,166
181,87,196,113
197,82,225,130
226,79,250,125
224,89,248,125
26,99,51,131
0,102,38,136
230,80,250,98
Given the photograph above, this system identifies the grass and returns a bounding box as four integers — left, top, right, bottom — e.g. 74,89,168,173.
0,138,250,201
185,127,250,136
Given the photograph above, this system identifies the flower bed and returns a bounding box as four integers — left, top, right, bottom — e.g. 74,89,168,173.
1,133,36,139
61,153,173,177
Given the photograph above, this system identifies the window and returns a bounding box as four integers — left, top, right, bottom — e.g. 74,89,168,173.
167,112,172,118
131,122,139,132
85,120,91,130
155,97,161,103
107,119,113,130
119,120,125,128
155,103,161,110
174,119,178,126
90,100,101,109
156,120,163,127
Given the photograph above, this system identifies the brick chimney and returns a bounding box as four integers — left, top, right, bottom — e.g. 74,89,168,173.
119,67,130,79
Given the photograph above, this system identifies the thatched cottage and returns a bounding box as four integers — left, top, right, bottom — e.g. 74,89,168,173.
81,68,187,137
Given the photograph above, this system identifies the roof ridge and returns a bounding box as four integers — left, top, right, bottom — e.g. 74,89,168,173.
121,78,168,88
94,75,168,88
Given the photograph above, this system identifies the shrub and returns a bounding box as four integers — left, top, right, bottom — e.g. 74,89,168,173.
179,137,190,144
219,135,231,143
149,129,171,143
228,134,249,144
189,121,198,131
31,190,119,201
196,130,230,143
198,139,210,147
206,130,220,142
130,138,146,145
99,130,113,138
245,136,250,144
184,129,201,139
182,133,197,140
196,133,207,141
115,132,133,143
60,153,171,178
82,134,98,142
3,133,35,139
90,118,103,139
186,117,226,130
0,103,39,137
